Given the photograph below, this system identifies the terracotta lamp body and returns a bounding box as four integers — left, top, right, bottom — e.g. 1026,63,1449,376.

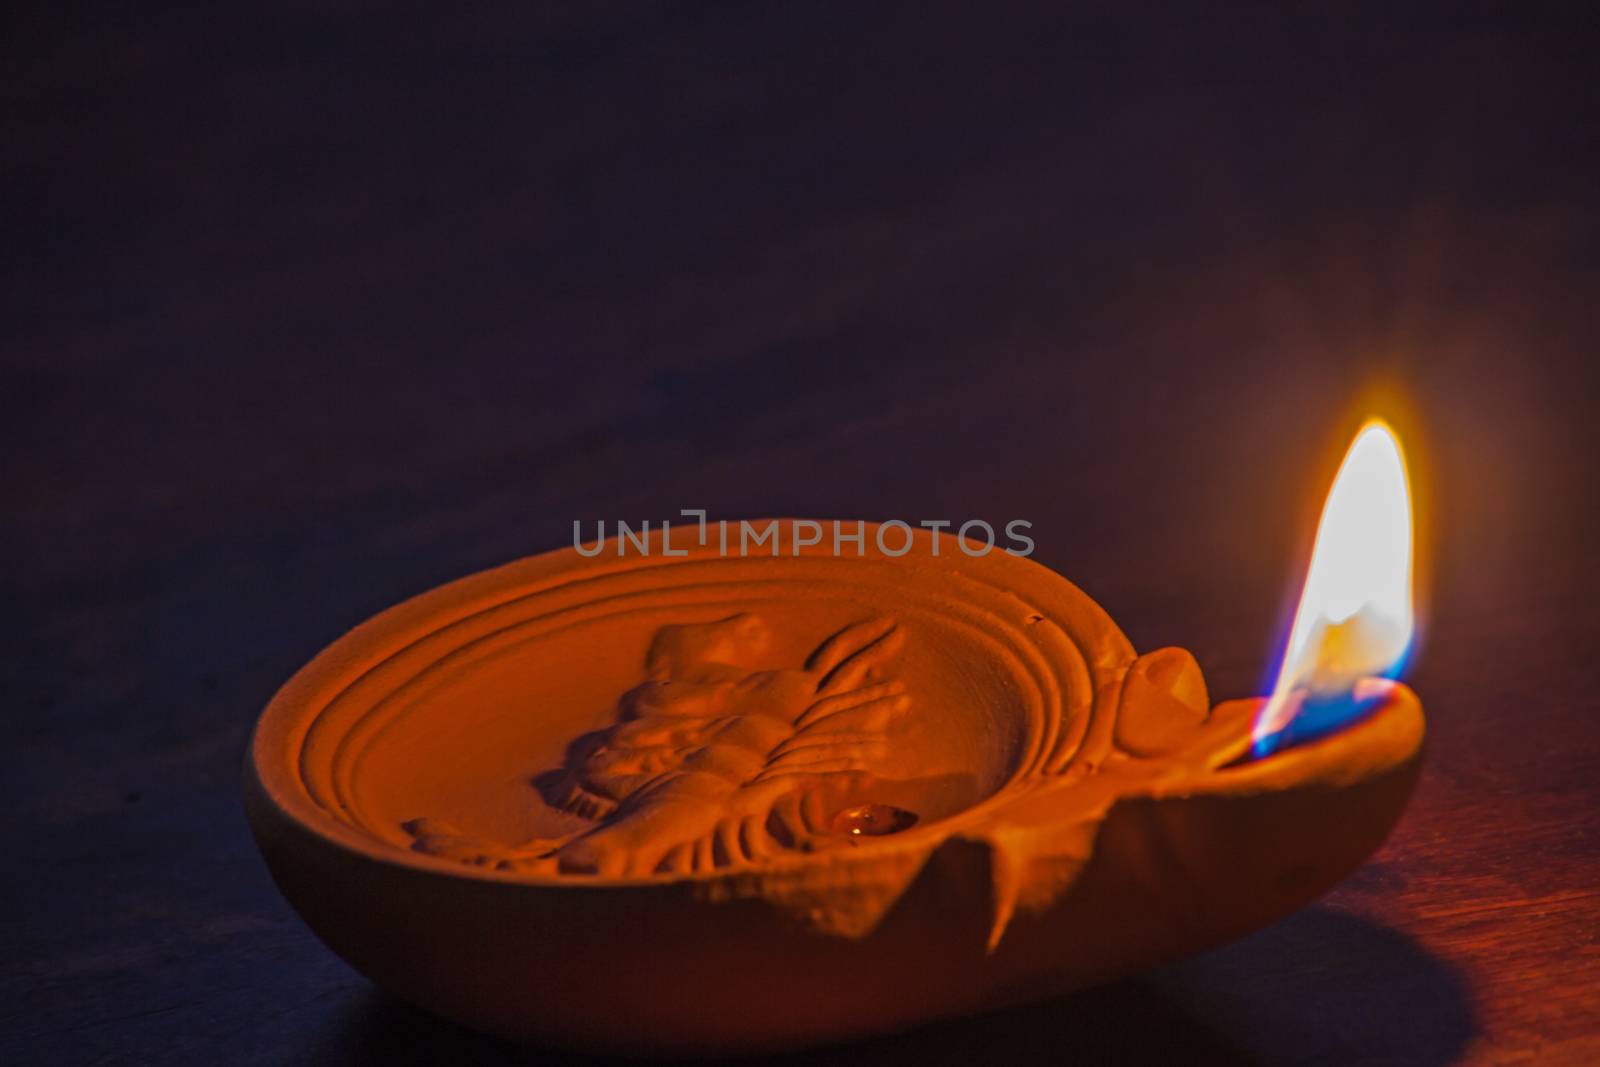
244,524,1424,1055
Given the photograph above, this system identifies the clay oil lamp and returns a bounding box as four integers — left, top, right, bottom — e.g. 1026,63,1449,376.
244,419,1422,1055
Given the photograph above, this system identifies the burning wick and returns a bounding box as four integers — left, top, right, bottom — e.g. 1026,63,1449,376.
1252,419,1416,758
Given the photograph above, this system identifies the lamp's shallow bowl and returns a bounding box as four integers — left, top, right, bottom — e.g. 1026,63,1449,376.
244,523,1423,1055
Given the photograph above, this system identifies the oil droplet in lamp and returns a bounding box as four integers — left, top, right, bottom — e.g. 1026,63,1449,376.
830,803,918,839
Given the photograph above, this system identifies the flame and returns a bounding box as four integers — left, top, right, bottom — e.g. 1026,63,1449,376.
1252,419,1416,755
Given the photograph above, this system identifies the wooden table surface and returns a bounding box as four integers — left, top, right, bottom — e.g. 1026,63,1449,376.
5,8,1597,1065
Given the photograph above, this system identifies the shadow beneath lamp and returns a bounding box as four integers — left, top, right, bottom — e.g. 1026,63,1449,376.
314,907,1474,1067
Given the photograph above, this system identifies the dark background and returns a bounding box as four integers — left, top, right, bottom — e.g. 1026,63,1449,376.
4,6,1597,1065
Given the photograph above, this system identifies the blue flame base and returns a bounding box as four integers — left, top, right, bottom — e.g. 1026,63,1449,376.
1249,689,1387,761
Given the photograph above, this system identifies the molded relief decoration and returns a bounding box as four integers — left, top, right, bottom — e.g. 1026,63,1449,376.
405,614,919,876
